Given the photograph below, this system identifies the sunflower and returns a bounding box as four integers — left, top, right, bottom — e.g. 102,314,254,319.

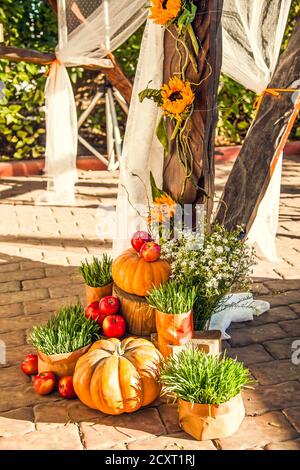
154,194,176,218
149,0,182,26
161,76,195,120
148,194,177,224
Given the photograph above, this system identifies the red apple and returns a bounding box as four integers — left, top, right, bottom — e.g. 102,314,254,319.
131,231,152,252
102,314,126,338
140,241,161,262
34,371,56,395
21,354,38,376
85,301,105,326
99,296,120,316
58,376,77,399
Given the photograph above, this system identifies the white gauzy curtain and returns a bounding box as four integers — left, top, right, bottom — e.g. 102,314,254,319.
222,0,292,260
113,19,165,255
40,0,148,205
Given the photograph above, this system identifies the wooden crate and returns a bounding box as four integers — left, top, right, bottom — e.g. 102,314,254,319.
151,330,222,357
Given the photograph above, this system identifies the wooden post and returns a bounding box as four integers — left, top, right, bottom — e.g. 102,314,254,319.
163,0,223,224
215,15,300,232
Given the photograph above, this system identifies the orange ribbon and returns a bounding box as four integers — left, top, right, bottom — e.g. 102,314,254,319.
254,88,300,113
45,58,62,84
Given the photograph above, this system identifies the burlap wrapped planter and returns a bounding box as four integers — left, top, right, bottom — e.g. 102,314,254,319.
155,309,194,358
38,344,91,378
178,393,245,440
85,282,113,305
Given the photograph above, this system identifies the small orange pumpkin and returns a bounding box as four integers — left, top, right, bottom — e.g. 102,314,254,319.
112,248,171,296
73,337,162,415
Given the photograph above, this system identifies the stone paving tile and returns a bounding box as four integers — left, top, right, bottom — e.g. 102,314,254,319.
250,306,298,325
23,297,79,315
0,302,23,318
260,291,300,307
34,402,71,430
92,408,166,440
250,360,300,385
22,273,82,290
1,311,54,333
225,344,273,366
157,404,181,434
49,284,85,299
0,330,26,347
0,281,21,293
290,304,300,314
80,422,133,450
0,412,35,438
265,439,300,450
127,433,217,450
0,385,61,413
217,412,299,450
0,269,45,284
264,279,300,292
283,407,300,433
279,319,300,337
66,400,105,423
264,337,297,360
0,365,31,388
0,287,49,306
5,345,37,367
0,424,83,450
243,382,300,416
229,324,286,347
0,263,20,273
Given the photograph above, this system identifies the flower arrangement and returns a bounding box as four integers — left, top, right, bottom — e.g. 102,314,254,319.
79,254,112,288
161,224,255,329
28,304,100,355
160,348,252,405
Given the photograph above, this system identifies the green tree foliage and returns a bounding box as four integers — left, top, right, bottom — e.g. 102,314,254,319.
0,1,299,161
0,1,57,160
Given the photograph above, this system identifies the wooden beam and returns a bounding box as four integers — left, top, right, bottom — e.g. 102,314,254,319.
162,0,223,224
0,44,132,104
215,15,300,232
0,45,55,64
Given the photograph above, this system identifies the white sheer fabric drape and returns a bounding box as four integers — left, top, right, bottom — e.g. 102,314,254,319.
41,0,148,205
222,0,292,260
113,20,165,256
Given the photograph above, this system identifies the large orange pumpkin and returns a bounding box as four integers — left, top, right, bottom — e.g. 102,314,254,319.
73,337,162,415
112,248,171,296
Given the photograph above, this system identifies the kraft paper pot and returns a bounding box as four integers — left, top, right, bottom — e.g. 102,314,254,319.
85,282,113,305
38,344,91,378
178,393,245,441
155,309,193,358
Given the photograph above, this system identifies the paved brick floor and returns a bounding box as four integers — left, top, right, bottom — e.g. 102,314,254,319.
0,156,300,450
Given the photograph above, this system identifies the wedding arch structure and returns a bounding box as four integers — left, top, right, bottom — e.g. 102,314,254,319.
0,0,299,259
